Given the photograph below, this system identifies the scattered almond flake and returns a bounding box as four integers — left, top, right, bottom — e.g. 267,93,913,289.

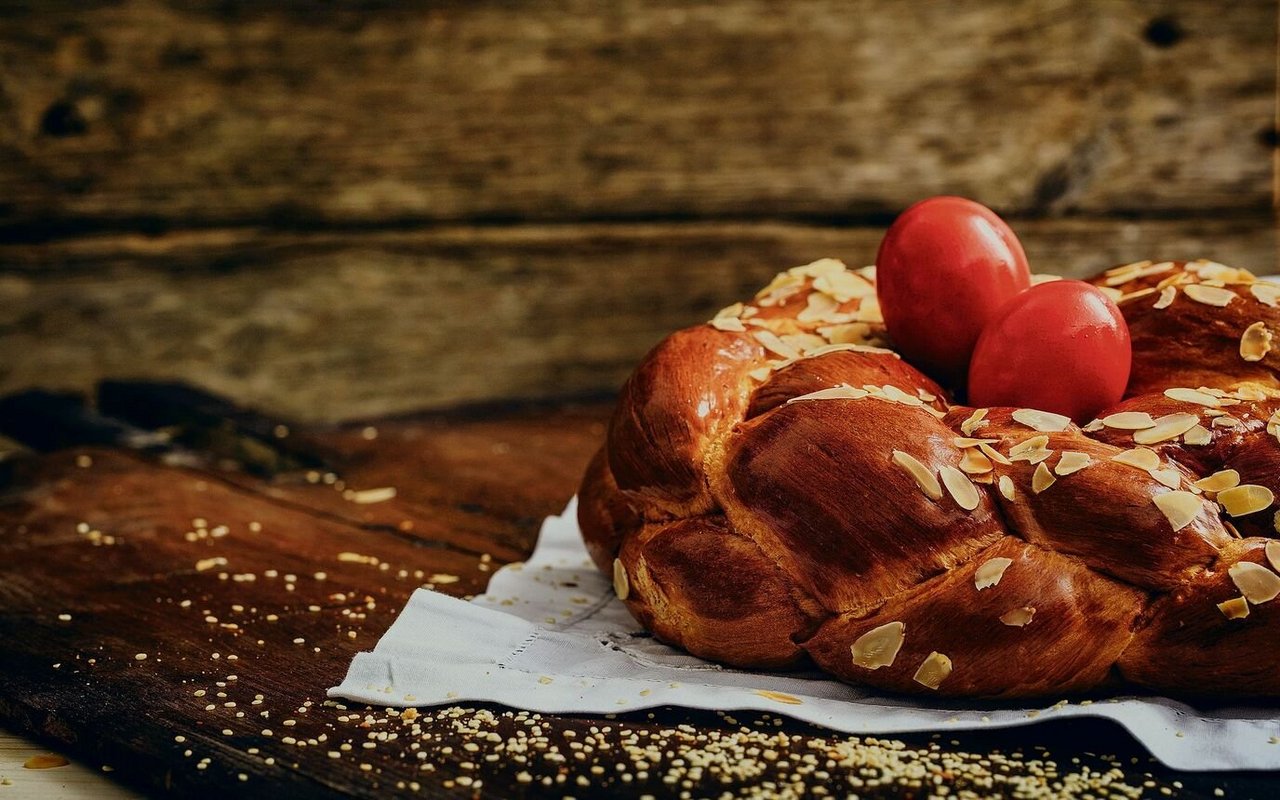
1098,286,1123,302
428,573,460,585
1240,322,1273,362
1082,418,1105,432
790,258,847,279
1149,468,1182,490
1183,425,1212,446
1153,491,1201,531
710,316,746,332
747,366,772,382
959,448,993,475
1120,287,1158,303
1194,470,1241,493
347,487,397,505
814,270,874,302
796,292,841,323
1217,484,1275,517
611,558,630,600
1153,286,1177,309
953,437,998,448
1233,384,1274,401
780,332,828,353
786,385,870,403
1030,273,1062,285
1008,435,1050,458
1218,596,1250,620
912,652,952,690
1133,413,1200,445
1163,387,1221,407
753,689,803,705
959,408,989,436
891,450,943,501
940,465,981,511
1210,415,1240,429
195,557,228,572
881,384,924,406
1250,283,1280,307
1032,463,1056,493
1011,408,1071,432
1054,451,1091,476
978,443,1012,466
754,271,806,305
1266,541,1280,572
974,557,1013,590
857,296,884,324
1000,607,1036,627
916,388,937,402
1183,284,1236,307
752,330,801,360
1193,260,1256,284
815,322,873,345
1228,562,1280,604
1105,260,1153,277
713,302,744,320
850,621,904,670
998,475,1017,501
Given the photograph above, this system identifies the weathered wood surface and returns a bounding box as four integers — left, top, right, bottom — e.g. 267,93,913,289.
0,0,1273,230
0,217,1273,422
0,385,1273,799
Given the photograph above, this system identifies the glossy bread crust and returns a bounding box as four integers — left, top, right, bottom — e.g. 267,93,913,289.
579,258,1280,698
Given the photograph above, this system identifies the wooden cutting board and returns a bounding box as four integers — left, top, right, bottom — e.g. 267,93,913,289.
0,383,1268,798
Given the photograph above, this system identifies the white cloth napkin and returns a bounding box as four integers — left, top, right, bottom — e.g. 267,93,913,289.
331,498,1280,771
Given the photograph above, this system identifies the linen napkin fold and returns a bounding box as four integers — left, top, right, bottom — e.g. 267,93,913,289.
331,498,1280,771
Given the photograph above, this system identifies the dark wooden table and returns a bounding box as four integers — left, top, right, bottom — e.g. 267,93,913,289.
0,383,1274,798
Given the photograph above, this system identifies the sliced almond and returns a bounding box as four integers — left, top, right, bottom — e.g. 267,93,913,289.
1149,467,1182,489
953,437,998,448
752,330,801,360
1194,469,1241,493
1000,606,1036,627
787,385,870,403
974,557,1013,590
892,450,943,501
1218,596,1250,620
1112,447,1161,472
881,385,924,407
816,322,873,345
1011,408,1072,432
851,621,905,670
1101,411,1156,430
1121,287,1158,303
1163,387,1221,407
959,448,994,475
1228,562,1280,604
1099,286,1123,302
1153,491,1201,531
1266,540,1280,572
1082,418,1105,432
1184,284,1236,307
1105,259,1153,277
814,271,874,303
1054,451,1092,476
1183,425,1212,446
857,295,883,324
940,465,981,511
1008,435,1051,458
1032,462,1056,493
912,651,953,690
1210,415,1240,429
1250,283,1280,308
612,559,630,600
781,332,829,353
1217,484,1275,517
1240,322,1273,362
1133,413,1200,445
960,408,989,436
710,316,746,332
796,292,842,322
978,443,1012,466
1153,286,1177,309
917,388,937,402
998,475,1017,501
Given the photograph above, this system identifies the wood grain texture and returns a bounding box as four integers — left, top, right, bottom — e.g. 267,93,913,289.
0,0,1273,230
0,394,1260,800
0,734,141,799
0,218,1273,422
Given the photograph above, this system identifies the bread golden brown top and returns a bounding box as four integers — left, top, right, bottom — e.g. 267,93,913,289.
578,258,1280,698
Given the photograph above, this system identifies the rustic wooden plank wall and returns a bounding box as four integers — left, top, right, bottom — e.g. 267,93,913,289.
0,0,1275,420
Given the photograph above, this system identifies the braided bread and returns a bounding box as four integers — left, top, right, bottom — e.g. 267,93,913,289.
578,258,1280,698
